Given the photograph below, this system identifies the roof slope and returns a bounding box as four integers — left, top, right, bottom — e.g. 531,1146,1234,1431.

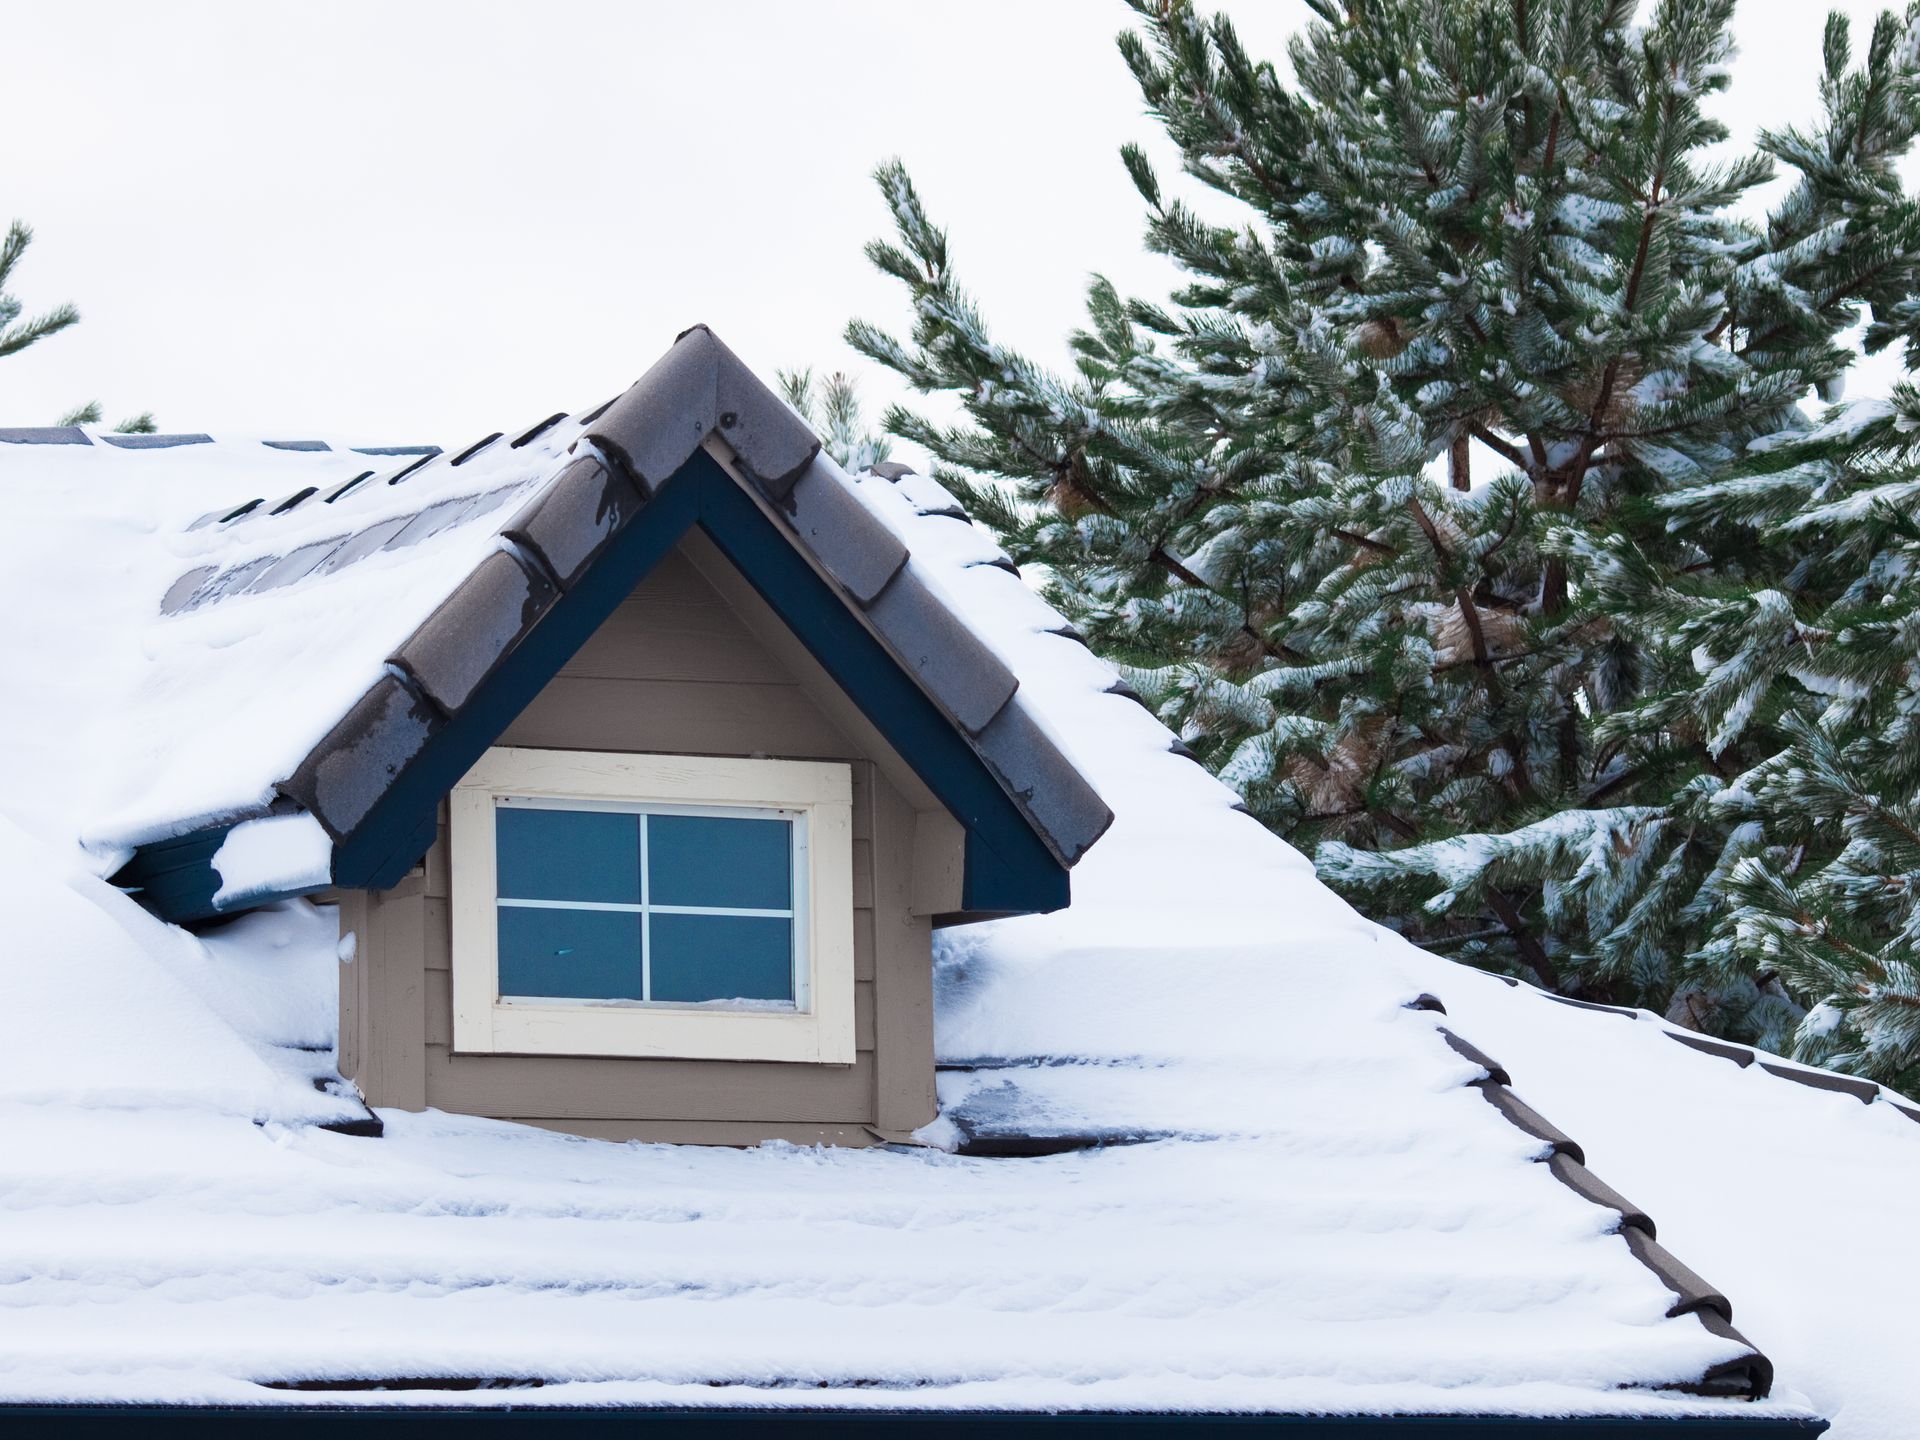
0,385,1850,1421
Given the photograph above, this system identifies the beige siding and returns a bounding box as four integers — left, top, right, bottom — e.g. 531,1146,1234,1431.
339,542,940,1144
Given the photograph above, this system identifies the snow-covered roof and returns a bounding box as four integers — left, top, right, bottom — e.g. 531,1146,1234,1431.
0,329,1108,916
2,344,1913,1428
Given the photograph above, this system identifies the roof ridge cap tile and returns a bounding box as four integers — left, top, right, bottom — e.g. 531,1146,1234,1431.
587,325,819,498
1424,1007,1772,1400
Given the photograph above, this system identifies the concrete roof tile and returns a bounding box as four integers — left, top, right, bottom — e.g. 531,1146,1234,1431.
502,455,643,588
281,674,443,840
388,548,558,715
973,699,1115,866
782,456,908,604
864,566,1017,736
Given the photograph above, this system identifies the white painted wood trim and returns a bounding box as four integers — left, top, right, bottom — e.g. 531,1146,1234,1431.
449,747,855,1064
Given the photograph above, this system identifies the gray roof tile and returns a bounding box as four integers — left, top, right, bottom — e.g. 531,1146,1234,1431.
388,548,558,715
384,496,481,552
263,440,331,452
864,566,1018,736
100,433,214,449
588,325,819,498
973,699,1114,866
314,515,413,575
352,445,441,458
280,675,444,839
160,566,217,616
502,455,643,588
781,455,908,605
0,426,90,445
188,555,276,608
247,536,347,594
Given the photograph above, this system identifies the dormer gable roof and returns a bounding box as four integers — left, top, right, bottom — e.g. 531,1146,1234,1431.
5,328,1110,922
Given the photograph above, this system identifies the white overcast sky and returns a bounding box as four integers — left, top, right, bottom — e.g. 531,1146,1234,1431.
3,0,1913,450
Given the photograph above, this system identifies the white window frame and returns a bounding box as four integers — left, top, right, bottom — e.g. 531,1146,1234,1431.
450,746,855,1064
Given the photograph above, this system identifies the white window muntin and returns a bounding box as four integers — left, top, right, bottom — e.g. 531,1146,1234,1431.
451,747,855,1064
492,794,812,1013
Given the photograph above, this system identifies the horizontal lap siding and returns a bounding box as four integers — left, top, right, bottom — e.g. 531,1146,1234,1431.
346,544,931,1142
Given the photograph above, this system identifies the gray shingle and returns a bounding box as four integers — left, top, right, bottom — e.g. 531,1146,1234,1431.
352,445,441,458
973,700,1115,866
502,455,644,587
388,549,558,715
588,325,819,499
315,515,413,575
385,496,480,552
189,555,276,608
247,536,347,594
781,456,908,604
864,567,1017,735
100,433,214,449
160,566,217,616
0,426,90,445
589,332,718,490
280,675,443,840
263,440,331,452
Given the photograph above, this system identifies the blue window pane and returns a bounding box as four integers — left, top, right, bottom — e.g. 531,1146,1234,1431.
648,815,792,910
498,907,643,1000
497,807,640,903
649,913,794,1003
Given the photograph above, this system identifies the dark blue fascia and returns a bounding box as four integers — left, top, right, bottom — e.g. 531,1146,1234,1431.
112,820,333,927
0,1405,1830,1437
120,451,1070,923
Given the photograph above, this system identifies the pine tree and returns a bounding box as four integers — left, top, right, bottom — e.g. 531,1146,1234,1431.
778,368,892,473
1563,361,1920,1085
848,0,1920,1027
1,216,154,433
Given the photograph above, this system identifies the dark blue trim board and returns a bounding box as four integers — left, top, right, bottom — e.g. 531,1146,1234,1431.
0,1407,1831,1437
117,451,1071,923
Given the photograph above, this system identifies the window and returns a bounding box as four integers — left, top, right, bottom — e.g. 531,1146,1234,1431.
450,748,854,1063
